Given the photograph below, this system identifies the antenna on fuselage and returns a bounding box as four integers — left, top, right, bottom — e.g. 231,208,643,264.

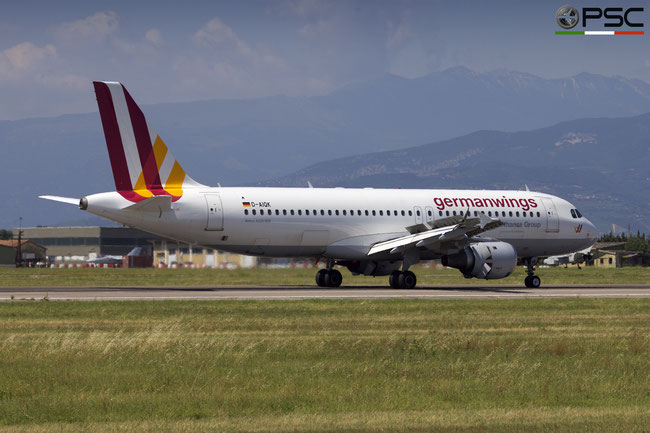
307,181,314,188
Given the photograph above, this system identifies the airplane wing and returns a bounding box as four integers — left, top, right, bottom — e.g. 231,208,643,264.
39,195,79,205
368,213,503,256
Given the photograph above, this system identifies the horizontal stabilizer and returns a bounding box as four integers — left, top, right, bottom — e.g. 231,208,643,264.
124,195,172,213
39,195,79,206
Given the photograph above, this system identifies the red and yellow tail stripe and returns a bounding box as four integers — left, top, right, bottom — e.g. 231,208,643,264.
93,81,198,203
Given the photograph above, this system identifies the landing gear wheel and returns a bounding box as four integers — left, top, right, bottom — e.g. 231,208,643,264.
389,271,401,289
524,275,541,288
315,269,328,287
399,271,417,290
523,257,541,288
324,269,342,288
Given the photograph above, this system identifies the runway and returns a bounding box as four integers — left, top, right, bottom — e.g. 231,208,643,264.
0,285,648,301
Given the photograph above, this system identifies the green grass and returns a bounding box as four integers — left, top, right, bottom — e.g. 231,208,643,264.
0,265,648,287
0,299,648,432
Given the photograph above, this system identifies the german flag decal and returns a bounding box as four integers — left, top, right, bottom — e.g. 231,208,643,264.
242,202,251,207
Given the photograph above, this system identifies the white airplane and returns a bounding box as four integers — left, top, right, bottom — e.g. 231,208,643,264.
41,81,598,289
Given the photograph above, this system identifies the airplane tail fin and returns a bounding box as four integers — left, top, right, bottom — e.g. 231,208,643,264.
93,81,201,202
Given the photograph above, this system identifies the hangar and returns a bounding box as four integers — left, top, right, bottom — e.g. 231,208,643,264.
0,240,47,267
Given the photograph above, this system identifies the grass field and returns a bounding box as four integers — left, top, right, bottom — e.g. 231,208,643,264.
0,299,648,432
0,265,648,287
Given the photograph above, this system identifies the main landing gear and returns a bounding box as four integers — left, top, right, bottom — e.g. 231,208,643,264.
523,257,541,288
315,260,342,287
388,270,417,289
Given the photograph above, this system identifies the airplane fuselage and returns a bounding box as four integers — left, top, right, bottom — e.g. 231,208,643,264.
83,187,597,261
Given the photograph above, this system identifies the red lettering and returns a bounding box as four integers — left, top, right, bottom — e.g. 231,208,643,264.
528,198,537,208
444,198,453,207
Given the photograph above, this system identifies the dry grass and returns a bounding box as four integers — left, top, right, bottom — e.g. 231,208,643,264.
0,299,648,432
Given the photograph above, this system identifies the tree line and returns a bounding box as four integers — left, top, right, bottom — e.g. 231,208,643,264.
599,231,649,254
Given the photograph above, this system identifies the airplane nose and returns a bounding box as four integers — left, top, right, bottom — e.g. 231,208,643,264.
583,218,598,242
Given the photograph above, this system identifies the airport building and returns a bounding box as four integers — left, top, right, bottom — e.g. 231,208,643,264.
13,227,161,265
0,240,47,266
12,226,257,268
589,242,647,268
149,240,257,268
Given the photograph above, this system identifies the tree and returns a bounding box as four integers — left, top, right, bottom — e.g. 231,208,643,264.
0,229,12,240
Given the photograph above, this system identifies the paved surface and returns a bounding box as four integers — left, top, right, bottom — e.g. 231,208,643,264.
0,285,648,301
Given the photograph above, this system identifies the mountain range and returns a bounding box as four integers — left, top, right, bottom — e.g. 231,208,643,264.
259,113,650,233
1,67,649,232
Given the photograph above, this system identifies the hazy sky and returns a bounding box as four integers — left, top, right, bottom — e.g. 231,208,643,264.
1,0,649,119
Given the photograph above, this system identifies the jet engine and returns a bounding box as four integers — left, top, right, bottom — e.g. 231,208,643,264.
441,241,517,279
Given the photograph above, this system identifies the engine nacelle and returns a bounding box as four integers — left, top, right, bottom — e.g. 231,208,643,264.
345,260,401,276
441,241,517,280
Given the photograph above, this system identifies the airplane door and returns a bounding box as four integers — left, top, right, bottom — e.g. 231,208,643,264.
204,194,224,231
540,197,559,232
413,206,423,224
424,206,435,224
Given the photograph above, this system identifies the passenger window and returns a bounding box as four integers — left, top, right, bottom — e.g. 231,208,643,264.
335,210,339,216
509,211,513,217
439,211,443,216
283,209,287,215
387,210,391,216
487,211,491,217
570,209,577,219
350,209,354,215
537,212,540,217
252,209,257,215
446,211,450,216
298,210,302,215
516,211,519,217
474,211,478,217
342,210,347,216
502,211,506,217
453,211,457,216
401,210,406,216
427,210,431,217
275,209,279,216
416,210,421,216
394,210,398,216
328,210,332,216
365,210,369,216
522,211,526,217
244,209,249,215
372,210,377,216
408,210,412,216
379,210,383,216
290,210,294,215
320,210,324,216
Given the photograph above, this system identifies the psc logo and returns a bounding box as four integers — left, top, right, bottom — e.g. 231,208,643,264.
556,5,644,29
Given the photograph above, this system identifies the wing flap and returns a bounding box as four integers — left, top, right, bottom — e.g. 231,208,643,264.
367,213,505,256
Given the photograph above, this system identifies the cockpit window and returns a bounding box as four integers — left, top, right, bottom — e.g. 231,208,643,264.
570,209,577,219
575,209,583,218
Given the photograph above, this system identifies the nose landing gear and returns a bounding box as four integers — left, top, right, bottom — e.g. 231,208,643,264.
523,257,541,288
